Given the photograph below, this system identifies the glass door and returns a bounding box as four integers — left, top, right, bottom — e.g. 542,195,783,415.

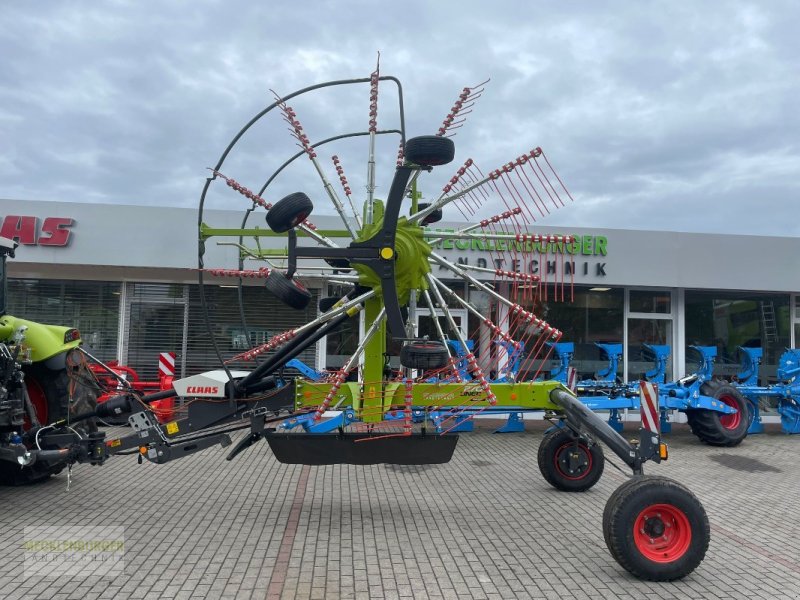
127,302,185,379
122,283,188,379
625,289,675,382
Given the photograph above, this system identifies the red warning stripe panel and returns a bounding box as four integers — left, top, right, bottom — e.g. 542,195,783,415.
566,367,578,393
159,352,176,377
639,381,660,433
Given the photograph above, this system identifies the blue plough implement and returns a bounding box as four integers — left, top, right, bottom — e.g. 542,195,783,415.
547,342,751,447
731,347,800,435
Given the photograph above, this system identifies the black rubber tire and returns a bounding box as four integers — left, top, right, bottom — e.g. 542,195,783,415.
603,475,710,581
537,428,604,492
25,358,98,434
602,476,629,551
265,270,312,310
27,365,69,428
417,202,443,225
685,380,750,447
400,341,449,370
404,136,455,167
0,454,63,485
266,192,313,233
318,297,340,313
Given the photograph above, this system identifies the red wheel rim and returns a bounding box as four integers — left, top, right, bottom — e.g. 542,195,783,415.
717,394,741,430
24,378,48,429
554,442,592,480
633,503,692,562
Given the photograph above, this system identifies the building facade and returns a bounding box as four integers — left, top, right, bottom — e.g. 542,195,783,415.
3,199,799,392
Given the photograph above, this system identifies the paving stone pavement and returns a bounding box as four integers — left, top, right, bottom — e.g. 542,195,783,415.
1,421,798,599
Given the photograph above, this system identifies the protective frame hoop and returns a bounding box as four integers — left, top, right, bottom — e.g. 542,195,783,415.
196,76,406,386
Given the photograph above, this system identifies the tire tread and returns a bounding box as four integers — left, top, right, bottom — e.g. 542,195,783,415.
685,380,750,446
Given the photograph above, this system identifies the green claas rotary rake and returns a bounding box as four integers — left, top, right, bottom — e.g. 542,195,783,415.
3,62,711,581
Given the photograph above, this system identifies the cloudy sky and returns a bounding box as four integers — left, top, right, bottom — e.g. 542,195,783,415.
2,1,798,236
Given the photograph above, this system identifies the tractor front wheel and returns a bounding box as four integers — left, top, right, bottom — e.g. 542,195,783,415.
686,380,750,446
603,475,709,581
537,428,604,492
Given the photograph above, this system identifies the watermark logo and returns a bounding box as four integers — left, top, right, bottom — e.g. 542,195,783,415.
23,526,124,578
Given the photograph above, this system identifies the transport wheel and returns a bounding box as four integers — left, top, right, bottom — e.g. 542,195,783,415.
537,428,604,492
416,202,443,225
603,475,709,581
266,192,313,233
400,341,449,370
404,135,455,167
265,270,312,310
685,380,750,446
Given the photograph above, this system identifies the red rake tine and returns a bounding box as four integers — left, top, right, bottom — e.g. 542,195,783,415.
536,151,572,206
516,164,550,218
526,157,562,211
203,267,271,279
540,149,575,203
473,162,528,227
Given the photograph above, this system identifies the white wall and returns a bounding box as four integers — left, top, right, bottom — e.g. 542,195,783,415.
3,198,799,293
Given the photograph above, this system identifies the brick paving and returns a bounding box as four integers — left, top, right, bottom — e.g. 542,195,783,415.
1,421,798,599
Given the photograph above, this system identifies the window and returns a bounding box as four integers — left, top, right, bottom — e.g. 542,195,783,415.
684,291,790,382
186,284,319,376
126,284,187,379
627,319,672,380
629,290,671,314
519,287,624,380
441,280,466,309
7,279,121,362
627,289,674,381
325,284,359,369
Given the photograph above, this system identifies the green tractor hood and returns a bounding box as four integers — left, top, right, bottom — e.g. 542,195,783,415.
0,315,82,362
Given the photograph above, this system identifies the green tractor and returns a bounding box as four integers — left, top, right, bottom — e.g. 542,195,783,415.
0,236,99,484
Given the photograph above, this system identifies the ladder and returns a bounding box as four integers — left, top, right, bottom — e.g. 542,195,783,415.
760,301,779,344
